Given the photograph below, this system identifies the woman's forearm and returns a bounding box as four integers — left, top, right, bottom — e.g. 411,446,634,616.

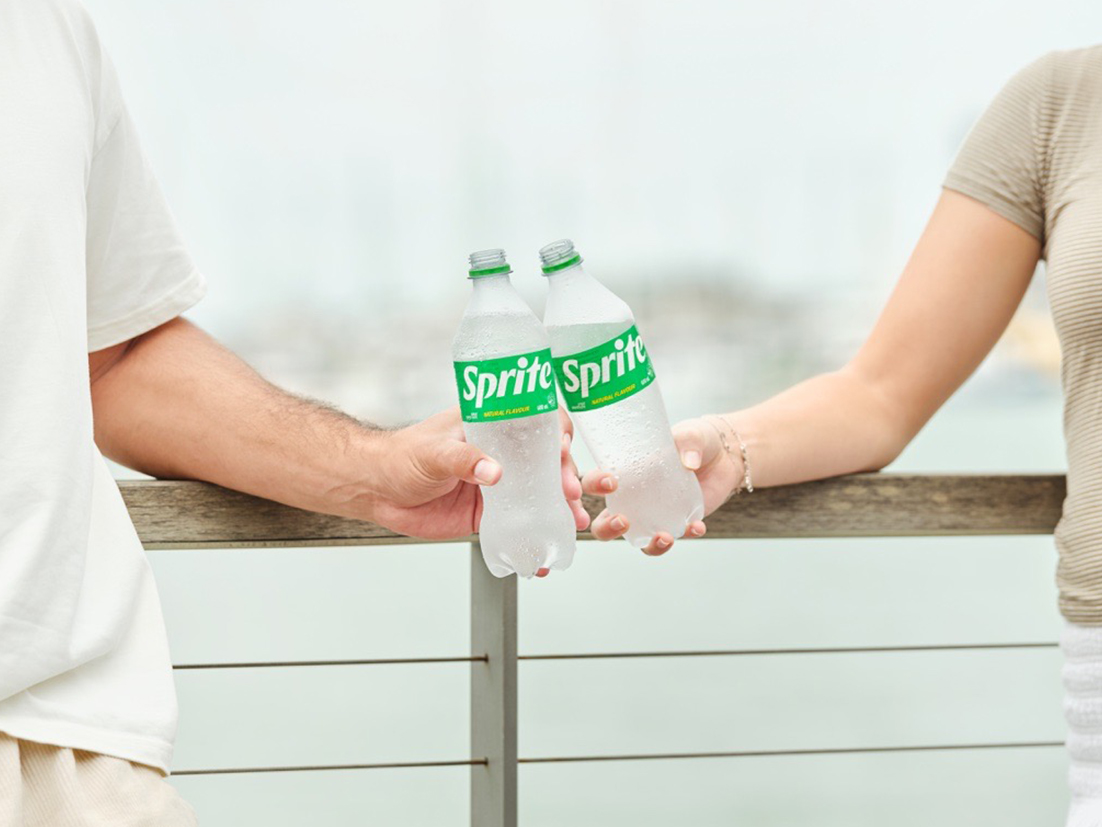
720,365,910,488
715,191,1041,492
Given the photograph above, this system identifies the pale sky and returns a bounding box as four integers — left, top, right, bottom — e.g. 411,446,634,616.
86,0,1100,328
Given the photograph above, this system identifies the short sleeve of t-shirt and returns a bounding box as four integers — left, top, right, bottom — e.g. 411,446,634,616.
943,54,1053,243
84,51,205,352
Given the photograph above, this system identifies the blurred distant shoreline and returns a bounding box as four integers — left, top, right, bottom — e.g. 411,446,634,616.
226,272,1061,428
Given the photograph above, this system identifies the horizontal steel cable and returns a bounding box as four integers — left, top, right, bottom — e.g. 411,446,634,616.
518,741,1066,764
173,655,485,670
173,758,485,776
520,642,1059,660
173,741,1063,776
171,642,1058,670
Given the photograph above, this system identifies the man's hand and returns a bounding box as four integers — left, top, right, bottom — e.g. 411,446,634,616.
91,319,589,554
579,417,739,556
339,407,591,542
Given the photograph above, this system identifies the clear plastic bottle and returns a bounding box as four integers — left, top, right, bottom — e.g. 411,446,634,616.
540,240,704,547
452,249,576,577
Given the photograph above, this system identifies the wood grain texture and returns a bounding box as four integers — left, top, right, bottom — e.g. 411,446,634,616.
710,473,1067,539
119,474,1067,550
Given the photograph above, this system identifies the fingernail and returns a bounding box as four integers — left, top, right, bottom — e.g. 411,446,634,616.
690,524,706,537
610,516,627,532
536,567,550,578
657,538,672,550
601,476,615,492
474,459,501,485
683,450,702,470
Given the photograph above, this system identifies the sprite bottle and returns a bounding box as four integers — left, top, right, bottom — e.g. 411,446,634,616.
453,249,576,577
540,239,704,547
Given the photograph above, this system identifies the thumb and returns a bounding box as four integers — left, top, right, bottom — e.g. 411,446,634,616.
423,439,503,486
671,418,721,471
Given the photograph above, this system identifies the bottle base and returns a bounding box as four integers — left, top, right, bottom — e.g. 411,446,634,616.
623,501,705,549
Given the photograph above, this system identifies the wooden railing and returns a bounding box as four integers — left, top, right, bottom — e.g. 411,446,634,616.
123,473,1068,827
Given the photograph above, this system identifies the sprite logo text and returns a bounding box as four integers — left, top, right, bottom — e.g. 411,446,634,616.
552,325,656,412
454,348,558,423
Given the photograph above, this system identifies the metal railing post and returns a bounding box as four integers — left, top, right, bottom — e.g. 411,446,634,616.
470,541,518,827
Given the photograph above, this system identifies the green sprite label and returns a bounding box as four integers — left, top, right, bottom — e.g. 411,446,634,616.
455,348,558,423
552,325,656,412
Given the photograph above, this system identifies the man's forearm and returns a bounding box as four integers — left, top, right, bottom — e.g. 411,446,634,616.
90,318,384,518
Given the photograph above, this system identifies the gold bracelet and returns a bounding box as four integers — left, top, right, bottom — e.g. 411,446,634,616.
704,415,754,496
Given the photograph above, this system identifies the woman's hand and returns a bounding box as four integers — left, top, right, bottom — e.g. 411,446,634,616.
669,416,745,515
580,416,742,556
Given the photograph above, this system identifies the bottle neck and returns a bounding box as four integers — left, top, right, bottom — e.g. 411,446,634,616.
471,272,514,291
544,261,590,293
543,260,633,330
469,273,529,312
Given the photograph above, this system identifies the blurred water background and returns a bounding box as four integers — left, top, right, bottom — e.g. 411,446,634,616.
85,1,1099,824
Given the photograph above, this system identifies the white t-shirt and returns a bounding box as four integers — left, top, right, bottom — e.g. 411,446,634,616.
0,0,205,773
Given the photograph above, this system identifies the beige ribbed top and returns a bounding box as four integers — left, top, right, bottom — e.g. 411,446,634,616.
944,46,1102,623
